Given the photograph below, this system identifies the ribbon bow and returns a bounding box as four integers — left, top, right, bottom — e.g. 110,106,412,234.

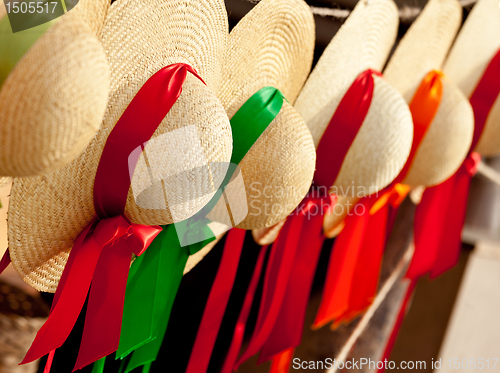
22,216,161,371
118,87,286,373
22,63,202,372
93,216,160,255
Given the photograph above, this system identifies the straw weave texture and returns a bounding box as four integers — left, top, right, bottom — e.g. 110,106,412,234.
294,0,413,197
384,0,473,187
72,0,110,35
384,0,461,99
218,0,315,112
211,0,316,229
0,13,110,176
8,0,232,292
443,0,500,156
403,78,474,187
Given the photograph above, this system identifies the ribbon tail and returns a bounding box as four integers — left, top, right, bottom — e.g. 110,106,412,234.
259,212,325,363
221,244,269,373
123,225,190,373
43,350,56,373
91,357,106,373
269,348,294,373
185,228,246,373
22,225,99,364
0,248,11,274
234,214,303,368
340,203,389,323
74,238,135,371
431,166,471,278
117,229,169,358
313,201,371,329
410,168,469,280
377,280,416,373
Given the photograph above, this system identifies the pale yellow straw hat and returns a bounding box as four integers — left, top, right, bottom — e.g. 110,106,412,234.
186,0,316,270
8,0,233,292
211,0,316,230
255,0,414,244
0,0,110,176
384,0,474,188
443,0,500,155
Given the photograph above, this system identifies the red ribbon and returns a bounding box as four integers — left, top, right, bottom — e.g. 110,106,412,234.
223,70,378,372
314,70,443,329
0,249,11,274
22,63,203,371
221,244,269,373
185,228,246,373
411,49,500,280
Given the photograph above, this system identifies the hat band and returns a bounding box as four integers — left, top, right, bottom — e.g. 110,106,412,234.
117,87,287,373
315,69,382,188
23,63,203,372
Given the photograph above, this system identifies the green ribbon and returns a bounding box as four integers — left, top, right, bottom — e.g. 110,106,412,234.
0,16,55,88
111,87,285,373
91,356,106,373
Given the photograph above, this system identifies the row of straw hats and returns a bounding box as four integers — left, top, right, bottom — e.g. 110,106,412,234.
2,0,500,300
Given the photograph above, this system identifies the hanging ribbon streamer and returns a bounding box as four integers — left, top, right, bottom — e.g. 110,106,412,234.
182,87,286,373
22,63,202,372
118,87,285,373
0,249,11,274
378,52,500,373
221,244,269,373
221,70,378,373
411,49,500,280
314,70,443,329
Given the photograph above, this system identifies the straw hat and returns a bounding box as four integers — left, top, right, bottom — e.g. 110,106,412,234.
294,0,412,196
384,0,474,187
208,0,316,230
443,0,500,156
0,0,110,176
255,0,414,244
8,0,232,292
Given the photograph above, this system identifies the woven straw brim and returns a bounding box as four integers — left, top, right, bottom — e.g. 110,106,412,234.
208,102,316,229
0,12,110,176
252,219,286,245
212,0,316,229
294,0,413,197
403,79,474,187
443,0,500,155
8,0,232,292
383,0,471,187
384,0,461,100
0,3,5,19
218,0,315,112
72,0,109,35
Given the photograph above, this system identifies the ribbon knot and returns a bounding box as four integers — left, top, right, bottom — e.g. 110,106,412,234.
465,152,481,177
94,216,161,257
